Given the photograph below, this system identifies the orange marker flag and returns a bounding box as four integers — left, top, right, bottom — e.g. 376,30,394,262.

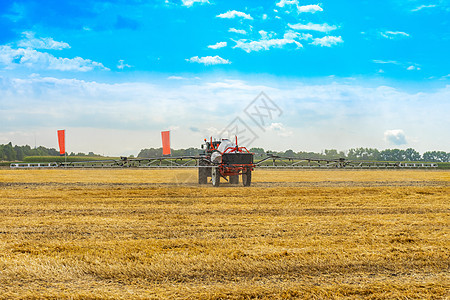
57,130,65,155
161,131,171,156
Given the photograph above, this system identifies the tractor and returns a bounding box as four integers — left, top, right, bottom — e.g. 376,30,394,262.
198,137,254,187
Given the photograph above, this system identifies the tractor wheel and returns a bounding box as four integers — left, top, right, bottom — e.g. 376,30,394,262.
211,167,220,187
229,175,239,184
242,170,252,187
198,161,208,184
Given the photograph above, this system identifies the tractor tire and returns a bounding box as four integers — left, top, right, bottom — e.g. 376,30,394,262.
242,170,252,187
198,161,209,184
211,167,220,187
229,175,239,184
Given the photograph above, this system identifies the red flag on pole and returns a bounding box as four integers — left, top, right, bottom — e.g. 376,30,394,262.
57,130,65,155
161,131,171,156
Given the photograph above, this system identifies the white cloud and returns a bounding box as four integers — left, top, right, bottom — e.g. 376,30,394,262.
384,129,407,145
373,60,421,71
276,1,323,13
0,46,108,71
266,122,293,137
0,32,107,72
233,37,302,53
380,31,410,39
259,30,275,39
229,28,247,34
186,55,231,65
310,36,343,47
283,31,313,40
373,60,400,65
283,31,297,40
297,4,323,13
262,14,268,20
216,10,253,20
117,59,132,70
288,22,338,32
411,4,436,12
407,65,421,71
167,76,185,80
276,0,298,7
17,32,70,50
181,0,210,7
208,41,227,49
231,29,315,53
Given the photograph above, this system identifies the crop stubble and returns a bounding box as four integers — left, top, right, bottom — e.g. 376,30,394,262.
0,169,449,299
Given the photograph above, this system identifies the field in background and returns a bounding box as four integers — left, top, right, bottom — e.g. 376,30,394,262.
0,169,449,299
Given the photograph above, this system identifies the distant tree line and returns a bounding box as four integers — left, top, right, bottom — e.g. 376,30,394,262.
0,143,59,161
0,143,101,161
137,146,450,162
137,148,203,158
264,147,450,162
1,143,449,162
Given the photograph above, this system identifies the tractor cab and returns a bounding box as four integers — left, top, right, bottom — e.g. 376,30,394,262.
201,138,221,154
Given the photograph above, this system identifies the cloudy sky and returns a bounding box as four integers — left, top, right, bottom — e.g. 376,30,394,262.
0,0,449,156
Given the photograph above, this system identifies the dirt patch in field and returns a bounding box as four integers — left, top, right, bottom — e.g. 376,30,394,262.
1,180,449,189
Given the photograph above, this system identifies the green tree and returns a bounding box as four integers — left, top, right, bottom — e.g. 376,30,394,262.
249,148,265,156
324,149,342,159
3,143,16,161
423,151,449,162
347,148,380,161
297,151,323,159
380,149,406,161
138,148,163,158
14,146,25,161
404,148,421,161
284,149,295,157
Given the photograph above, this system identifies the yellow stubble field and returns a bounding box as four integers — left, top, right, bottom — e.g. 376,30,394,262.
0,169,449,299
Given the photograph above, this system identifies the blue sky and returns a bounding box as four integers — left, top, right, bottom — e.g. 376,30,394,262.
0,0,449,155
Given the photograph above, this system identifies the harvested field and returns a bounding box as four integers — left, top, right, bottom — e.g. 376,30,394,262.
0,169,449,299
